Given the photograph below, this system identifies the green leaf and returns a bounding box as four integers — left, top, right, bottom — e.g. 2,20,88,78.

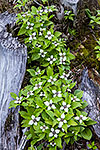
81,128,92,140
55,137,62,148
19,111,30,119
10,92,17,99
27,69,35,76
47,66,53,77
46,110,55,120
54,31,62,37
68,119,78,126
18,24,26,35
37,133,45,142
64,138,70,144
85,119,97,125
74,90,83,98
31,53,40,61
27,134,32,140
71,102,82,109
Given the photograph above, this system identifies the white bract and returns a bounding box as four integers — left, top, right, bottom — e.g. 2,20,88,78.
39,49,47,57
40,28,46,31
52,90,62,97
35,43,41,48
37,9,43,15
71,96,80,102
47,55,56,64
57,113,67,128
44,100,56,110
26,22,34,30
40,125,48,131
27,91,34,98
28,115,40,125
49,128,60,138
14,96,23,104
74,115,87,123
34,82,42,90
50,142,56,147
59,59,66,65
59,52,66,61
36,104,39,108
29,32,36,40
35,69,41,75
60,72,69,80
39,32,42,36
40,92,45,97
44,8,48,13
52,41,59,47
67,88,71,92
60,102,71,112
45,31,54,40
48,76,57,84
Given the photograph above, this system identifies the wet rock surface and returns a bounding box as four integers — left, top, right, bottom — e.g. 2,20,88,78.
0,11,27,150
80,69,100,137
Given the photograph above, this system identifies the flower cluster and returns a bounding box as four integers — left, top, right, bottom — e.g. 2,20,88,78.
44,100,56,110
29,115,40,126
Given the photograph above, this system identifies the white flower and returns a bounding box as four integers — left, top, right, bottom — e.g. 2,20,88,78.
35,43,41,48
40,125,48,131
47,55,56,64
35,69,41,75
67,88,71,92
57,113,67,128
27,91,34,98
36,104,39,108
29,32,36,40
52,41,59,47
39,49,47,57
40,92,45,97
59,52,66,61
50,142,56,147
52,90,62,97
26,22,34,30
71,96,80,102
65,11,71,15
37,9,43,15
49,128,60,138
48,76,57,84
14,96,23,104
44,8,48,13
74,115,87,123
40,28,46,31
60,72,69,80
39,32,42,36
60,102,71,112
59,59,66,65
48,8,53,12
45,31,54,40
44,100,56,110
34,82,42,90
29,115,40,125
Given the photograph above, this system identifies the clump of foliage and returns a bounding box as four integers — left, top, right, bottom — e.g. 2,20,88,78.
64,10,75,21
85,9,100,29
9,0,97,149
94,38,100,60
87,141,97,150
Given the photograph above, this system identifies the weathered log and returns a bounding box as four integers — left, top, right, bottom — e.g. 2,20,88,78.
0,12,27,150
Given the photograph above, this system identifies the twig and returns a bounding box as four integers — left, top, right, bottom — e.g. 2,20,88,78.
33,0,45,8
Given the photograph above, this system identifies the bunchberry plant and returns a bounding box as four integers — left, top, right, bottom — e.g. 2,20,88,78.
9,0,97,149
94,38,100,59
64,10,75,21
87,141,97,150
85,9,100,29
